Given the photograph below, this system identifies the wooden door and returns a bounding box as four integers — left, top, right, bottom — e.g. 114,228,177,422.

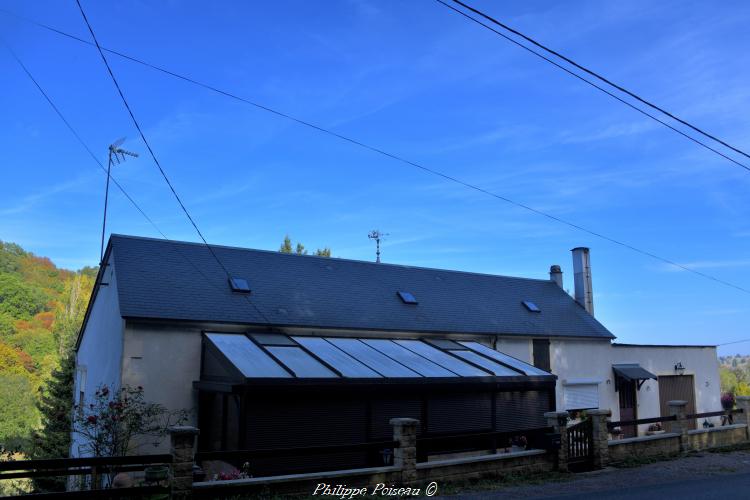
659,375,697,431
618,379,638,438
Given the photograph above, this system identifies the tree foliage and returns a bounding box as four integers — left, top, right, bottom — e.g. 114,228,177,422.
31,352,75,492
0,239,96,461
279,235,331,257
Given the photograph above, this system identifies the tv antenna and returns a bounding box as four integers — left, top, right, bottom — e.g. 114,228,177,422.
368,230,389,263
100,138,139,263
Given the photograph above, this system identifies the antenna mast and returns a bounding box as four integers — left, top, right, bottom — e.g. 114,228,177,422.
101,138,138,263
368,230,389,263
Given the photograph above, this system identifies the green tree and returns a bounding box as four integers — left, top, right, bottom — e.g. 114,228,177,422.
0,273,48,319
53,273,92,355
279,235,331,257
0,373,38,449
30,352,75,492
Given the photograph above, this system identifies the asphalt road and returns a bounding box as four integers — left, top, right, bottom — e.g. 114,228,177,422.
547,472,750,499
441,449,750,499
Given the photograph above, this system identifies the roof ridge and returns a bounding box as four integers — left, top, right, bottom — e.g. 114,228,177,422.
109,233,558,284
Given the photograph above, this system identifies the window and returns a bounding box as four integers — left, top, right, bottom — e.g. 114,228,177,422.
532,339,551,372
361,339,456,377
522,300,541,312
459,341,548,375
563,382,599,411
228,277,251,293
395,340,489,377
266,346,337,378
450,350,520,376
250,333,296,346
293,337,382,378
397,291,418,304
76,366,87,413
205,333,291,378
326,338,420,377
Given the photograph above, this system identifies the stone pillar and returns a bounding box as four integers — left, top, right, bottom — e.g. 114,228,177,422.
170,426,199,500
668,400,689,452
588,409,611,469
391,418,419,484
735,396,750,427
544,411,569,472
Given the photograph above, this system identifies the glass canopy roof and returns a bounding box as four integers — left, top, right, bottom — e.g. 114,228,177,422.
204,332,551,380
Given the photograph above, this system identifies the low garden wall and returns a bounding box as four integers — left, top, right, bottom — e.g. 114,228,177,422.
688,424,748,450
608,433,681,463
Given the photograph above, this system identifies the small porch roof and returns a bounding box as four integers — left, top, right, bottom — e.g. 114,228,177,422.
612,364,658,382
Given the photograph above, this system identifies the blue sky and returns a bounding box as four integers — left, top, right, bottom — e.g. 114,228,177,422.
1,1,749,353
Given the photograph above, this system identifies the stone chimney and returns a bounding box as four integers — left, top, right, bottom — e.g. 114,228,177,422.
571,247,594,316
549,265,563,288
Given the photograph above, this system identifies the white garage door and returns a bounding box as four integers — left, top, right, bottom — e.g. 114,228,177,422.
563,383,599,410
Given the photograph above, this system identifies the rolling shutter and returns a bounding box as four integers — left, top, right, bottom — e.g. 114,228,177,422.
563,383,599,410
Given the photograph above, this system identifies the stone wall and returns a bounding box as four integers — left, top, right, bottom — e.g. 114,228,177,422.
416,450,551,483
688,424,747,450
608,433,681,463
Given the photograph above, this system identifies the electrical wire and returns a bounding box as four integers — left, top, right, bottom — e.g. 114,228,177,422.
5,6,747,296
74,0,274,324
434,0,750,173
1,36,167,241
2,37,235,301
446,0,750,164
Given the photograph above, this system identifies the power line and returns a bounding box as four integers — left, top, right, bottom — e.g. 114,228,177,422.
5,8,748,173
718,338,750,347
8,7,747,296
0,36,167,241
2,37,235,300
74,0,273,325
434,0,750,173
446,0,750,165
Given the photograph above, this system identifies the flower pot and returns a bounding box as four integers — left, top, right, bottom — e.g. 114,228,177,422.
144,465,169,483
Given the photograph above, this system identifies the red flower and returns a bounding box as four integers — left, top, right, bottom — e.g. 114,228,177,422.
87,415,98,425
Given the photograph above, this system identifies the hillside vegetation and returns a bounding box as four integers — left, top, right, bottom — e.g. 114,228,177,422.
719,355,750,396
0,241,95,450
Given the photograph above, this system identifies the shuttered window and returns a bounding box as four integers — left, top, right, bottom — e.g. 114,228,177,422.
563,383,599,410
532,339,551,372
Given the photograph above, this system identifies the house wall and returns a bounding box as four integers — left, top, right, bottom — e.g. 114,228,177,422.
121,322,205,453
611,344,721,430
72,254,125,457
495,337,721,430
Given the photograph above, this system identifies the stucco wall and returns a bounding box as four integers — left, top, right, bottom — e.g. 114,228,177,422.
494,337,532,362
72,254,124,457
612,344,721,429
494,336,721,429
549,338,618,416
121,322,204,452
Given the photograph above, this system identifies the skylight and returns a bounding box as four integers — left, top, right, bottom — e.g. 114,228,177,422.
229,277,251,293
397,291,418,304
522,301,541,312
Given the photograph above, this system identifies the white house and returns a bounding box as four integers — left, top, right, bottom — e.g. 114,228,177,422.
72,235,720,457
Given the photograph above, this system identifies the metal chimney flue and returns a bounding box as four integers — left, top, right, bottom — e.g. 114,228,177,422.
571,247,594,316
549,265,563,288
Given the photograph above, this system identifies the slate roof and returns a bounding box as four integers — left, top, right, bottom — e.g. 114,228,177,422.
107,234,615,339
